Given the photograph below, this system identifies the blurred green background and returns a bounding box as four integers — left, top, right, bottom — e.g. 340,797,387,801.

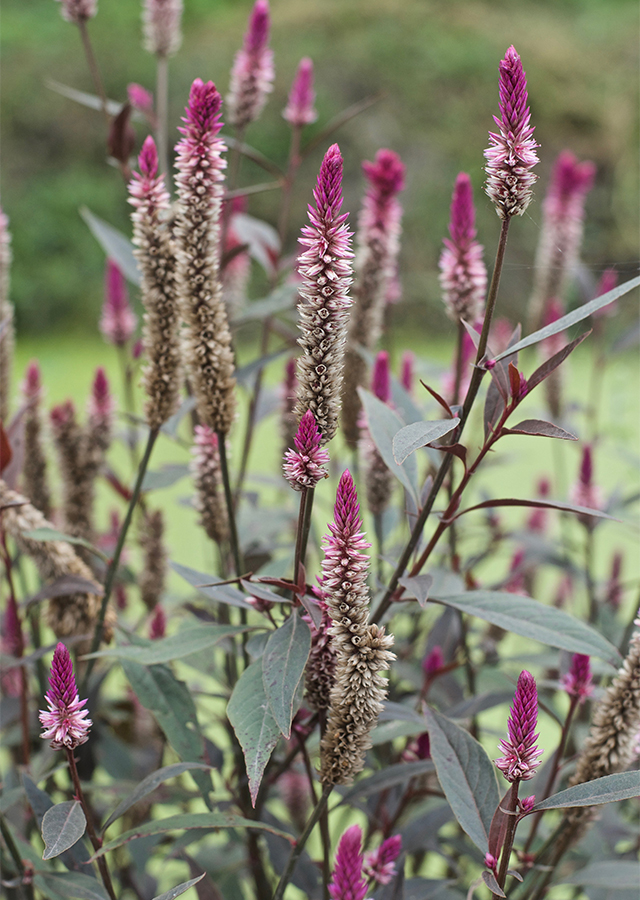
2,0,639,336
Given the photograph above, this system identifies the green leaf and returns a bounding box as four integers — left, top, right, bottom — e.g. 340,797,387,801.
102,762,215,833
392,419,460,464
262,611,311,738
23,776,93,872
35,873,109,900
170,562,253,610
531,771,640,811
227,658,281,806
424,707,500,854
142,464,190,491
431,591,620,664
398,574,433,607
42,801,87,860
561,861,640,889
492,276,640,362
22,528,105,560
340,759,435,803
80,206,140,286
233,285,297,324
85,624,254,665
122,660,214,808
151,875,205,900
358,388,420,504
92,811,294,859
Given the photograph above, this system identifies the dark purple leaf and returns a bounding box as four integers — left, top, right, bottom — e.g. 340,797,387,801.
526,331,590,392
502,420,577,441
482,870,506,897
453,497,614,522
419,380,454,417
29,575,104,604
398,574,433,608
488,787,512,859
430,442,467,468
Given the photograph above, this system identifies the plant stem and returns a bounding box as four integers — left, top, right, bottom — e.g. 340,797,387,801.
118,344,139,469
293,486,310,587
298,486,316,571
82,428,158,690
77,20,109,127
492,780,520,899
0,810,34,900
372,218,511,623
155,53,170,190
217,431,243,579
585,528,598,623
66,748,117,900
273,784,333,900
277,125,302,247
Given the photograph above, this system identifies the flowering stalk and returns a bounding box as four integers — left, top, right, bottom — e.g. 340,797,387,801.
328,824,368,900
363,834,402,886
21,360,52,518
226,0,274,132
295,143,354,444
439,172,487,325
278,57,317,243
138,509,167,611
191,425,229,546
142,0,183,182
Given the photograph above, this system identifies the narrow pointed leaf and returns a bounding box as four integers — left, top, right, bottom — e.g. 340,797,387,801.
358,388,420,503
35,873,109,900
23,528,105,561
85,624,254,665
392,419,460,465
91,812,295,859
262,611,311,738
424,707,500,854
398,574,433,608
227,658,281,806
142,464,190,491
502,420,577,440
487,787,511,859
562,861,640,889
80,207,140,286
431,591,620,663
102,762,214,833
46,78,124,116
42,801,86,860
151,875,205,900
170,562,253,610
452,497,615,523
340,759,435,803
531,771,640,811
481,871,506,898
492,276,640,361
526,331,590,392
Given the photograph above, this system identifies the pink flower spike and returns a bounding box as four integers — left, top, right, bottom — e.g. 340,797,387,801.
149,605,167,639
520,794,536,813
283,410,330,491
55,0,96,24
329,824,368,900
439,173,487,323
495,670,542,781
400,351,414,394
570,445,603,527
527,477,550,533
226,0,274,130
88,367,114,424
363,835,402,886
22,360,42,400
39,643,92,750
371,351,391,404
422,645,444,677
127,83,154,114
484,46,540,219
562,653,593,703
100,259,137,346
283,57,317,127
142,0,183,58
485,852,498,872
592,268,619,319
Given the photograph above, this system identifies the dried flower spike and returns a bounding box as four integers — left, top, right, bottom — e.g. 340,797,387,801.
484,46,539,219
303,604,336,711
129,136,183,430
439,172,487,323
562,653,593,703
495,669,542,781
226,0,274,130
138,509,167,611
100,259,137,347
190,425,229,545
142,0,183,57
55,0,96,24
329,824,368,900
283,409,330,491
174,79,236,434
283,57,317,127
39,643,92,749
362,352,394,517
21,360,52,518
295,143,354,444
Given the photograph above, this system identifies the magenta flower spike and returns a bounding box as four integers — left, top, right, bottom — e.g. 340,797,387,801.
100,259,137,347
55,0,97,24
400,351,414,394
283,409,330,491
3,595,24,659
39,643,92,750
439,172,487,323
570,444,603,527
295,143,354,444
484,46,540,219
592,268,619,320
127,83,154,114
371,351,391,404
562,653,593,704
422,645,444,678
363,834,402,886
329,824,368,900
605,552,623,609
88,367,113,427
23,360,42,400
495,670,542,781
283,57,317,127
226,0,274,130
527,477,550,533
149,605,167,640
142,0,183,57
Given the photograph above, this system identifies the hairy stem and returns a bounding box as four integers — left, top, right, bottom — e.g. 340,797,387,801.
273,784,333,900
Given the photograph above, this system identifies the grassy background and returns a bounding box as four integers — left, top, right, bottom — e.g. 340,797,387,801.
2,0,639,333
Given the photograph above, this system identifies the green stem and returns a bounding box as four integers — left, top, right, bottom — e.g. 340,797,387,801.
585,528,598,623
82,428,158,690
273,784,333,900
372,218,511,623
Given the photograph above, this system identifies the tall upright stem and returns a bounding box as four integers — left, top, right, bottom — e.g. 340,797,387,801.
217,431,243,579
155,54,170,190
492,780,520,899
273,784,333,900
293,486,309,586
372,218,511,623
77,20,109,127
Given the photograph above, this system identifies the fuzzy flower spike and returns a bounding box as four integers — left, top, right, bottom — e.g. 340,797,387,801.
143,0,183,57
295,144,354,445
55,0,97,24
39,643,92,749
495,669,542,781
226,0,274,130
484,46,539,219
439,172,487,323
283,409,330,490
174,79,236,434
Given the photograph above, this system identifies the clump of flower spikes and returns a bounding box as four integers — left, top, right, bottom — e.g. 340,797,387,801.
294,143,354,445
283,409,330,491
174,78,236,434
39,643,92,749
226,0,274,130
128,136,182,430
319,470,395,786
484,45,539,219
439,172,487,324
495,669,542,781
